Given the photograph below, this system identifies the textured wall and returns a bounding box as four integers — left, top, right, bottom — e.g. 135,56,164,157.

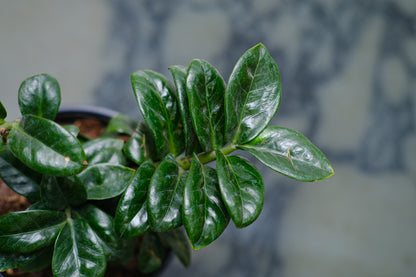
1,0,415,276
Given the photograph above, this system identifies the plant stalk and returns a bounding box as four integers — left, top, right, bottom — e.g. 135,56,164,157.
176,143,237,170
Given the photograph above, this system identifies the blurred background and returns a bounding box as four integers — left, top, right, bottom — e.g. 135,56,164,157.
1,0,415,276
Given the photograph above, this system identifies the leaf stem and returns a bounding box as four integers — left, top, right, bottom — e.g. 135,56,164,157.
176,143,237,170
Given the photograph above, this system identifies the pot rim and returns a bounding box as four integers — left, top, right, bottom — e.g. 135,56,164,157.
55,104,120,124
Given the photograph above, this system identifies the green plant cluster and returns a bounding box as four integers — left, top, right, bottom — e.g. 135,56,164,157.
0,44,333,276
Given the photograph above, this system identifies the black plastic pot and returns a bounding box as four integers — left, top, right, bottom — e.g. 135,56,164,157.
55,104,120,125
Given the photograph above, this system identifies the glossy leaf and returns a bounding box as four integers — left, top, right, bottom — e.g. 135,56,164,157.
62,124,80,137
78,163,134,200
158,228,191,267
0,148,41,201
186,59,225,151
144,70,184,156
0,247,51,271
18,74,61,120
138,121,159,161
131,70,183,157
7,115,87,176
148,155,186,232
170,65,202,155
225,43,281,144
238,126,334,181
52,218,106,277
0,210,66,253
102,114,138,137
123,132,146,165
0,101,6,120
83,138,124,160
216,150,264,228
40,175,87,210
115,161,155,238
138,232,166,274
183,155,230,249
19,246,54,272
77,204,130,263
88,148,127,166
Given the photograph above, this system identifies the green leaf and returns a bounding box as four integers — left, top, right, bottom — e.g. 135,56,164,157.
225,43,281,144
123,132,146,165
0,210,66,253
52,218,106,277
0,247,51,271
216,150,264,228
40,175,87,210
115,161,155,238
77,204,132,264
138,232,166,274
158,228,191,267
170,65,202,155
83,138,124,160
19,246,53,272
7,115,87,176
18,74,61,120
186,59,225,152
0,101,6,120
0,148,41,201
62,124,80,137
138,121,159,161
148,155,186,232
183,155,230,249
102,114,138,137
78,163,134,200
131,70,184,157
88,148,127,166
238,126,334,181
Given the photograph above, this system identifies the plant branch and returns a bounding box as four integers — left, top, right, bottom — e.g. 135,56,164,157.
176,143,237,170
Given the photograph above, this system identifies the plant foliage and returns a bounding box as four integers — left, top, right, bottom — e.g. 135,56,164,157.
0,43,333,276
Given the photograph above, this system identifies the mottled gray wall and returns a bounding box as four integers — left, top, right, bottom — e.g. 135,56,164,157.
1,0,415,276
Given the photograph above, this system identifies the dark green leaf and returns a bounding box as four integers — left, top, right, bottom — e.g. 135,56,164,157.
0,210,66,253
123,132,146,165
19,246,53,272
40,175,87,210
183,155,229,249
7,115,87,176
78,163,134,200
52,218,106,277
0,247,51,271
144,70,184,156
225,43,281,144
77,204,132,264
170,65,202,155
62,124,80,137
186,59,225,151
131,70,183,157
88,148,127,166
0,148,41,201
238,126,334,181
102,114,138,137
18,74,61,120
216,150,264,228
83,138,124,160
158,228,191,267
148,155,186,232
138,121,159,161
138,232,166,274
0,101,6,120
115,161,155,238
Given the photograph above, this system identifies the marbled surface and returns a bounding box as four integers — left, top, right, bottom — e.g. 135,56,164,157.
1,0,415,276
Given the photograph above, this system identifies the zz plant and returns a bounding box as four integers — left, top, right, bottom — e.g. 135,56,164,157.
0,43,333,276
